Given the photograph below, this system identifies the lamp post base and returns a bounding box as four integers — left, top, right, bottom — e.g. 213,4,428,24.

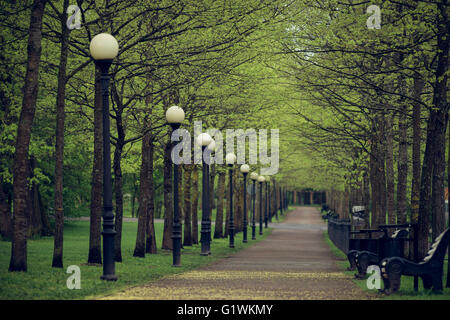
100,274,118,281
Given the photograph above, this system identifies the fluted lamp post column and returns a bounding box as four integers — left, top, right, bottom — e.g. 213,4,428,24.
197,133,213,256
279,185,283,216
226,153,237,248
240,164,250,243
257,175,265,235
250,172,258,240
166,105,185,267
206,139,216,254
266,176,271,225
90,33,119,281
264,176,269,228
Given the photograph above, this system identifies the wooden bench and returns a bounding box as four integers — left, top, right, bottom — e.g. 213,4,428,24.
380,228,450,294
347,229,383,271
354,226,409,278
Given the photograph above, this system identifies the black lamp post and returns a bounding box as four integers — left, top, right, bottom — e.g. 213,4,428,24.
240,164,249,243
257,175,265,235
206,139,216,254
266,176,272,224
90,33,119,281
279,186,283,216
226,153,237,248
250,172,258,240
274,179,278,221
197,133,212,256
264,177,269,228
166,106,185,266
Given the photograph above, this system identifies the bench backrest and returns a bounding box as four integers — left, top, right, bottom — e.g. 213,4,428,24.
392,228,409,239
423,228,450,263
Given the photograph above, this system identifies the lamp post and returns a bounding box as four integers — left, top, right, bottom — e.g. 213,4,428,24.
273,178,278,221
257,176,265,235
90,33,119,281
279,186,283,216
206,139,215,252
250,172,258,240
266,176,271,224
197,133,212,256
226,153,237,248
264,176,269,228
166,106,185,267
240,164,249,243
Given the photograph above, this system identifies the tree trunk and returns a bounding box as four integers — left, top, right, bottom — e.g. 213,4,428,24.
0,181,12,240
447,117,450,288
432,123,447,240
183,165,192,246
224,172,231,237
191,165,199,244
9,0,47,272
396,77,408,225
210,165,216,212
87,67,103,265
162,135,173,250
234,169,242,233
28,157,42,238
145,135,157,254
410,76,424,227
131,173,138,218
113,139,124,262
134,131,151,257
385,112,396,226
52,0,69,268
418,7,449,257
214,171,225,238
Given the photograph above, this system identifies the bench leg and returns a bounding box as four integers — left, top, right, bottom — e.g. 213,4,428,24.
383,260,403,295
431,270,443,293
347,251,358,271
355,253,370,279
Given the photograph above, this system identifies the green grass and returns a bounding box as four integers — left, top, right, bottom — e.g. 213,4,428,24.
323,231,450,300
0,220,272,300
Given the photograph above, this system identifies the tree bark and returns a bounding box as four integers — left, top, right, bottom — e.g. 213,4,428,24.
113,135,124,261
214,171,225,238
52,0,69,268
224,172,231,237
134,131,151,257
9,0,47,272
385,112,396,226
396,75,408,225
418,5,449,258
410,76,424,228
145,135,157,254
0,181,12,240
210,165,216,212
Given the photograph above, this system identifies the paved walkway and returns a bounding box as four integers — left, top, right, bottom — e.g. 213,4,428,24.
100,206,376,300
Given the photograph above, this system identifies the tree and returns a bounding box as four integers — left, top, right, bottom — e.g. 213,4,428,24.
9,0,47,272
51,0,70,269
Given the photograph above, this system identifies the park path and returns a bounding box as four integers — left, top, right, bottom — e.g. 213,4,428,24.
100,206,377,300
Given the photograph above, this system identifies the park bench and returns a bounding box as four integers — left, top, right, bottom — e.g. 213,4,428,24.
353,225,410,278
347,229,383,271
380,228,450,294
322,210,338,221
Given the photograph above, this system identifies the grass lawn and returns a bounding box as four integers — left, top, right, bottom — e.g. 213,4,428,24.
323,231,450,300
0,220,272,300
